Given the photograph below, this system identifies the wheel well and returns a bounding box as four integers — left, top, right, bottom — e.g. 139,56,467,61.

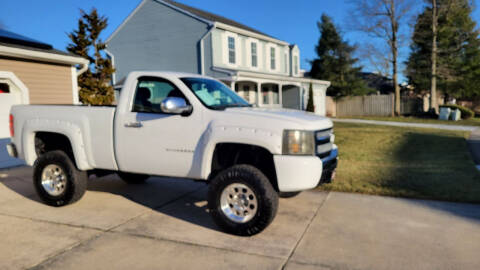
210,143,278,191
35,132,75,164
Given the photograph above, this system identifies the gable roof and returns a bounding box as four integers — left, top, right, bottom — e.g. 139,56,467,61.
161,0,275,39
107,0,288,44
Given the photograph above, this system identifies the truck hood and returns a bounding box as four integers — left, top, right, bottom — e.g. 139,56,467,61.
220,107,333,131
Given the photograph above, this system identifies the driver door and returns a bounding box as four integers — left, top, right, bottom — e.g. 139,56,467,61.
114,76,203,178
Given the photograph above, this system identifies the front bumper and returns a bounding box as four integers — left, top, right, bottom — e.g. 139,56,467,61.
273,144,338,192
6,143,18,158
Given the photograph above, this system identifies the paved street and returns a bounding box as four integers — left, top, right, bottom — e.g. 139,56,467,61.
0,166,479,270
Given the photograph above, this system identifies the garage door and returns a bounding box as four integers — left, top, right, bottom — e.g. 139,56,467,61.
0,79,22,138
0,75,26,168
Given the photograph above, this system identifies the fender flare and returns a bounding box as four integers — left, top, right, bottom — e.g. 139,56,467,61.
22,119,92,170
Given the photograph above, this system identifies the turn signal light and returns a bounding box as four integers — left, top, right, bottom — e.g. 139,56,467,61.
9,114,14,137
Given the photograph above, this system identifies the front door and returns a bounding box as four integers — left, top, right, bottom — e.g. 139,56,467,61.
114,76,204,178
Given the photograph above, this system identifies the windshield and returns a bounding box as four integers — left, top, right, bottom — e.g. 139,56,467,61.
180,77,251,109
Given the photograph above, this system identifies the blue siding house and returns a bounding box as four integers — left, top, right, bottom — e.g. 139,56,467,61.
106,0,330,114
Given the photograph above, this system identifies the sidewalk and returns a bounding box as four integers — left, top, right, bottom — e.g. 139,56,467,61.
333,118,479,132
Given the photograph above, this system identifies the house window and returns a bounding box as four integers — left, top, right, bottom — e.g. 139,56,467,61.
284,53,288,73
0,83,10,94
251,43,257,67
270,47,276,70
228,36,236,64
294,55,299,75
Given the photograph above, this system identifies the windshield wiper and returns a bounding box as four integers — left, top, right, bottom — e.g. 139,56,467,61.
210,103,251,109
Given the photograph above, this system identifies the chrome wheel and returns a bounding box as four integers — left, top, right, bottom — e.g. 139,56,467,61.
41,164,67,196
220,183,257,223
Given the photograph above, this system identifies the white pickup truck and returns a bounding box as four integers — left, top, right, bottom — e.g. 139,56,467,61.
7,71,337,236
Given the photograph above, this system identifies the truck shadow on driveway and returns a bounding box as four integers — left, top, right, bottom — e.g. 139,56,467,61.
87,175,221,231
0,173,221,231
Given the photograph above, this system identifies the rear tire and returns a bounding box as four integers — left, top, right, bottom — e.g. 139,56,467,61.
33,150,87,206
208,164,278,236
117,172,150,184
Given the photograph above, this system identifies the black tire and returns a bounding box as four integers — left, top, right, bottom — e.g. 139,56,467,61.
33,150,87,206
279,191,301,198
117,172,150,184
208,164,278,236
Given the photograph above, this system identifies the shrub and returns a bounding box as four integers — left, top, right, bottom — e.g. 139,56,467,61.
439,104,475,119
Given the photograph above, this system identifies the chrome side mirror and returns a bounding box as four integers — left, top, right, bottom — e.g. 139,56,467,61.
161,97,192,115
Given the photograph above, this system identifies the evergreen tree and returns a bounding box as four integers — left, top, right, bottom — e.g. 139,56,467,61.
406,0,480,99
306,83,315,112
67,8,115,105
310,14,373,98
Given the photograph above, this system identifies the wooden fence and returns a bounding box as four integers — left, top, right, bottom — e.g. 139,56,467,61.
328,95,423,117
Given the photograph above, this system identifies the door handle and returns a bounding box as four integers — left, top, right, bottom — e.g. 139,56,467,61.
124,121,142,128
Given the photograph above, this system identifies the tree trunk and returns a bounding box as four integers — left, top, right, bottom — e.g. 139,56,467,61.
430,0,438,113
390,1,401,116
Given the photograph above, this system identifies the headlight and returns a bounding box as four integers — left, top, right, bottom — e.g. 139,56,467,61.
282,130,315,155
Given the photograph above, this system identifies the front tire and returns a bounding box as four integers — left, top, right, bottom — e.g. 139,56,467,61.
33,150,87,206
208,165,278,236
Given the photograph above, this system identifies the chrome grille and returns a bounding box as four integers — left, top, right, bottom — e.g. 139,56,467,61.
315,128,333,158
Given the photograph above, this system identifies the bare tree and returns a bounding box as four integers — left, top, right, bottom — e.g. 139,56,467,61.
357,43,391,77
348,0,415,115
430,0,438,112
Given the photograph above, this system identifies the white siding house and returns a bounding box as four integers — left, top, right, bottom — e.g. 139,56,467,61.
107,0,330,114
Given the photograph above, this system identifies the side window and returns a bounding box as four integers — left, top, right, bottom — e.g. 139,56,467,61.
132,77,186,113
0,83,10,94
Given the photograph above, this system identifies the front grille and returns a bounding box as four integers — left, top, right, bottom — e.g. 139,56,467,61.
315,128,333,158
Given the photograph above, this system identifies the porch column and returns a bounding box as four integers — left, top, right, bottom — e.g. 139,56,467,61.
257,81,262,106
279,83,283,107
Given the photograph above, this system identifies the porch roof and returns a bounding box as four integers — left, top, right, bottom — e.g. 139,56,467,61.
218,70,331,86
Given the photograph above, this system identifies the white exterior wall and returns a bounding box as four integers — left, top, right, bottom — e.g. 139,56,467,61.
212,28,290,76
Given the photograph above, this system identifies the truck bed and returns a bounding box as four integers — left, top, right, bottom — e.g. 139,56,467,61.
11,105,117,170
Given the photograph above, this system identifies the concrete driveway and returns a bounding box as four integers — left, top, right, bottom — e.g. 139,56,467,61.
0,167,479,270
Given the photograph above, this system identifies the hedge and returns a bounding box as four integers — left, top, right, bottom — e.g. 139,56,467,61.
440,104,475,119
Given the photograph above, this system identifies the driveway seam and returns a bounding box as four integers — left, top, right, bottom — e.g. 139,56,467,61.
27,233,104,270
0,212,105,232
111,230,286,260
281,191,331,270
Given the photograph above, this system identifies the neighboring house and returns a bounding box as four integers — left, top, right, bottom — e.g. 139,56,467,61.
106,0,330,114
358,72,394,95
0,29,88,168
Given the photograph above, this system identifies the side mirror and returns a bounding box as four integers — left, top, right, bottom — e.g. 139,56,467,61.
161,97,192,115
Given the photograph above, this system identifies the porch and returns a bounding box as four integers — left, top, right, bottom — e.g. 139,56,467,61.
218,72,330,115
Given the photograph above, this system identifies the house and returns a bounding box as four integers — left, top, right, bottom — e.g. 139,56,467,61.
106,0,330,114
0,29,88,168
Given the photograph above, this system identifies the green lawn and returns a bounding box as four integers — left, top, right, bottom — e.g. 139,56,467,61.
319,122,480,203
338,116,480,127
